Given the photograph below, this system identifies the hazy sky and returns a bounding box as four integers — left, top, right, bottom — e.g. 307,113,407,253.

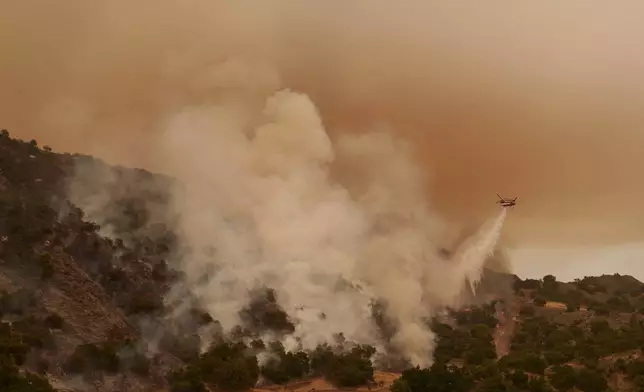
511,244,644,282
1,1,643,279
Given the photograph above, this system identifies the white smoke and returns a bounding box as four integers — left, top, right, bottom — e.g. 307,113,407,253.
66,59,510,367
147,62,509,367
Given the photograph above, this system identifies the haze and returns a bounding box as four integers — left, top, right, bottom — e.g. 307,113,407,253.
2,1,644,276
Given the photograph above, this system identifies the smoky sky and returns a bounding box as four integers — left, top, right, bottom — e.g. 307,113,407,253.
2,1,644,246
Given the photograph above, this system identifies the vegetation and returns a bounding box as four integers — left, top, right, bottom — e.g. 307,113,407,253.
0,321,56,391
3,131,644,391
167,339,376,391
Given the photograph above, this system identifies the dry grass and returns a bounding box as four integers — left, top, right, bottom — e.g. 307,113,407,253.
252,371,400,392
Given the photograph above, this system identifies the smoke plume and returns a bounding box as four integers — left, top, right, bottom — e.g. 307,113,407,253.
148,80,508,366
61,57,509,365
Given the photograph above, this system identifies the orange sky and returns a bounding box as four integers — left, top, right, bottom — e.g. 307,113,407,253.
1,1,643,252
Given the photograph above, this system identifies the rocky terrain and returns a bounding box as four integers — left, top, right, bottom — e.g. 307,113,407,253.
1,129,644,392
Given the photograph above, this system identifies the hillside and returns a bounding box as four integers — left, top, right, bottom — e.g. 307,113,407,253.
1,129,644,392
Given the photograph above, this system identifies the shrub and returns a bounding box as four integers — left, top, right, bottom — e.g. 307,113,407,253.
43,313,64,330
575,368,608,392
260,341,310,384
0,362,56,392
324,345,376,388
126,286,164,315
549,365,576,391
128,352,151,377
199,341,259,392
0,322,29,366
168,365,206,392
391,365,473,392
239,288,295,335
66,343,120,374
12,317,57,350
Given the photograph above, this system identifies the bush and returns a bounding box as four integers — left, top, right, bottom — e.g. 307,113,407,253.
199,341,259,392
324,345,375,388
260,342,310,384
126,286,164,315
391,365,473,392
239,288,295,335
66,342,120,374
0,362,56,392
0,322,29,366
507,369,529,389
169,365,206,392
575,368,607,392
0,289,37,315
130,353,151,376
12,317,56,350
159,332,201,363
43,313,64,330
515,279,542,291
549,365,576,391
499,352,547,375
309,343,335,376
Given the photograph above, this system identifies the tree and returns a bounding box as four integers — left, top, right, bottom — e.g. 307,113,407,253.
543,275,557,290
43,313,64,330
575,368,607,392
199,341,259,392
391,378,412,392
471,324,493,341
169,365,207,392
0,362,56,392
523,354,548,375
477,374,508,392
624,360,644,388
508,369,529,389
391,365,473,392
589,318,610,335
65,342,120,374
515,278,542,291
549,365,576,391
260,341,310,384
499,352,547,375
528,376,555,392
239,287,295,335
309,343,335,376
325,345,376,388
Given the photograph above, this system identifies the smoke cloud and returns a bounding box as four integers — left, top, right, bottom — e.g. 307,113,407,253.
3,1,644,245
149,79,508,366
2,0,642,364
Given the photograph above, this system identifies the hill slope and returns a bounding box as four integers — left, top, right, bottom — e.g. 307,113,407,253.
1,129,644,392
